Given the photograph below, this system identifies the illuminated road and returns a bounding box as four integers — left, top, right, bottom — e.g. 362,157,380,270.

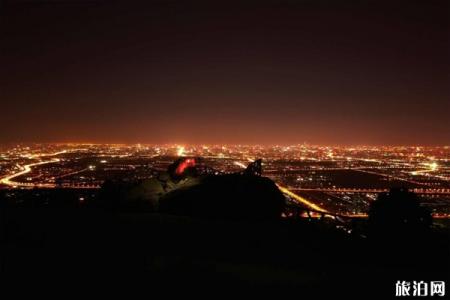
232,159,326,212
233,159,330,213
0,159,59,188
276,184,329,213
278,184,373,218
290,187,450,195
0,151,67,188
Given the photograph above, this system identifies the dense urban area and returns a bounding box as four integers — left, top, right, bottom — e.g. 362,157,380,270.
1,143,449,218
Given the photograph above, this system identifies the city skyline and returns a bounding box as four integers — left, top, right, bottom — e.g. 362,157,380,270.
1,142,450,147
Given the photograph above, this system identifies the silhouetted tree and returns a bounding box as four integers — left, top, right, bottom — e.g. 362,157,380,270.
368,188,432,241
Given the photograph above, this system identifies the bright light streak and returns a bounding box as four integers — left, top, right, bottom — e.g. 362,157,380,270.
234,161,247,169
277,184,328,213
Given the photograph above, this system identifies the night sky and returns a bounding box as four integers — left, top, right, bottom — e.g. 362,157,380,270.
1,0,449,145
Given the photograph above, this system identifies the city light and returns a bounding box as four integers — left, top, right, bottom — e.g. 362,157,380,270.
177,146,185,157
0,144,449,218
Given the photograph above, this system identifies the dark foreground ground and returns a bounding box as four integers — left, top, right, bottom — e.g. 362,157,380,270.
1,208,449,299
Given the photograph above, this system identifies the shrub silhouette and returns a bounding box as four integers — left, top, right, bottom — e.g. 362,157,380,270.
368,188,432,240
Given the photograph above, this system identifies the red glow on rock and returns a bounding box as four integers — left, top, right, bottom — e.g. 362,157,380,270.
175,158,196,175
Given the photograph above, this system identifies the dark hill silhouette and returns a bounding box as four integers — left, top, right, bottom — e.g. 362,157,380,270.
94,179,158,212
159,173,285,220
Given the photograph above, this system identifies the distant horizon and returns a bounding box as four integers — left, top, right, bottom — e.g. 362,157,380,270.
1,141,449,148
